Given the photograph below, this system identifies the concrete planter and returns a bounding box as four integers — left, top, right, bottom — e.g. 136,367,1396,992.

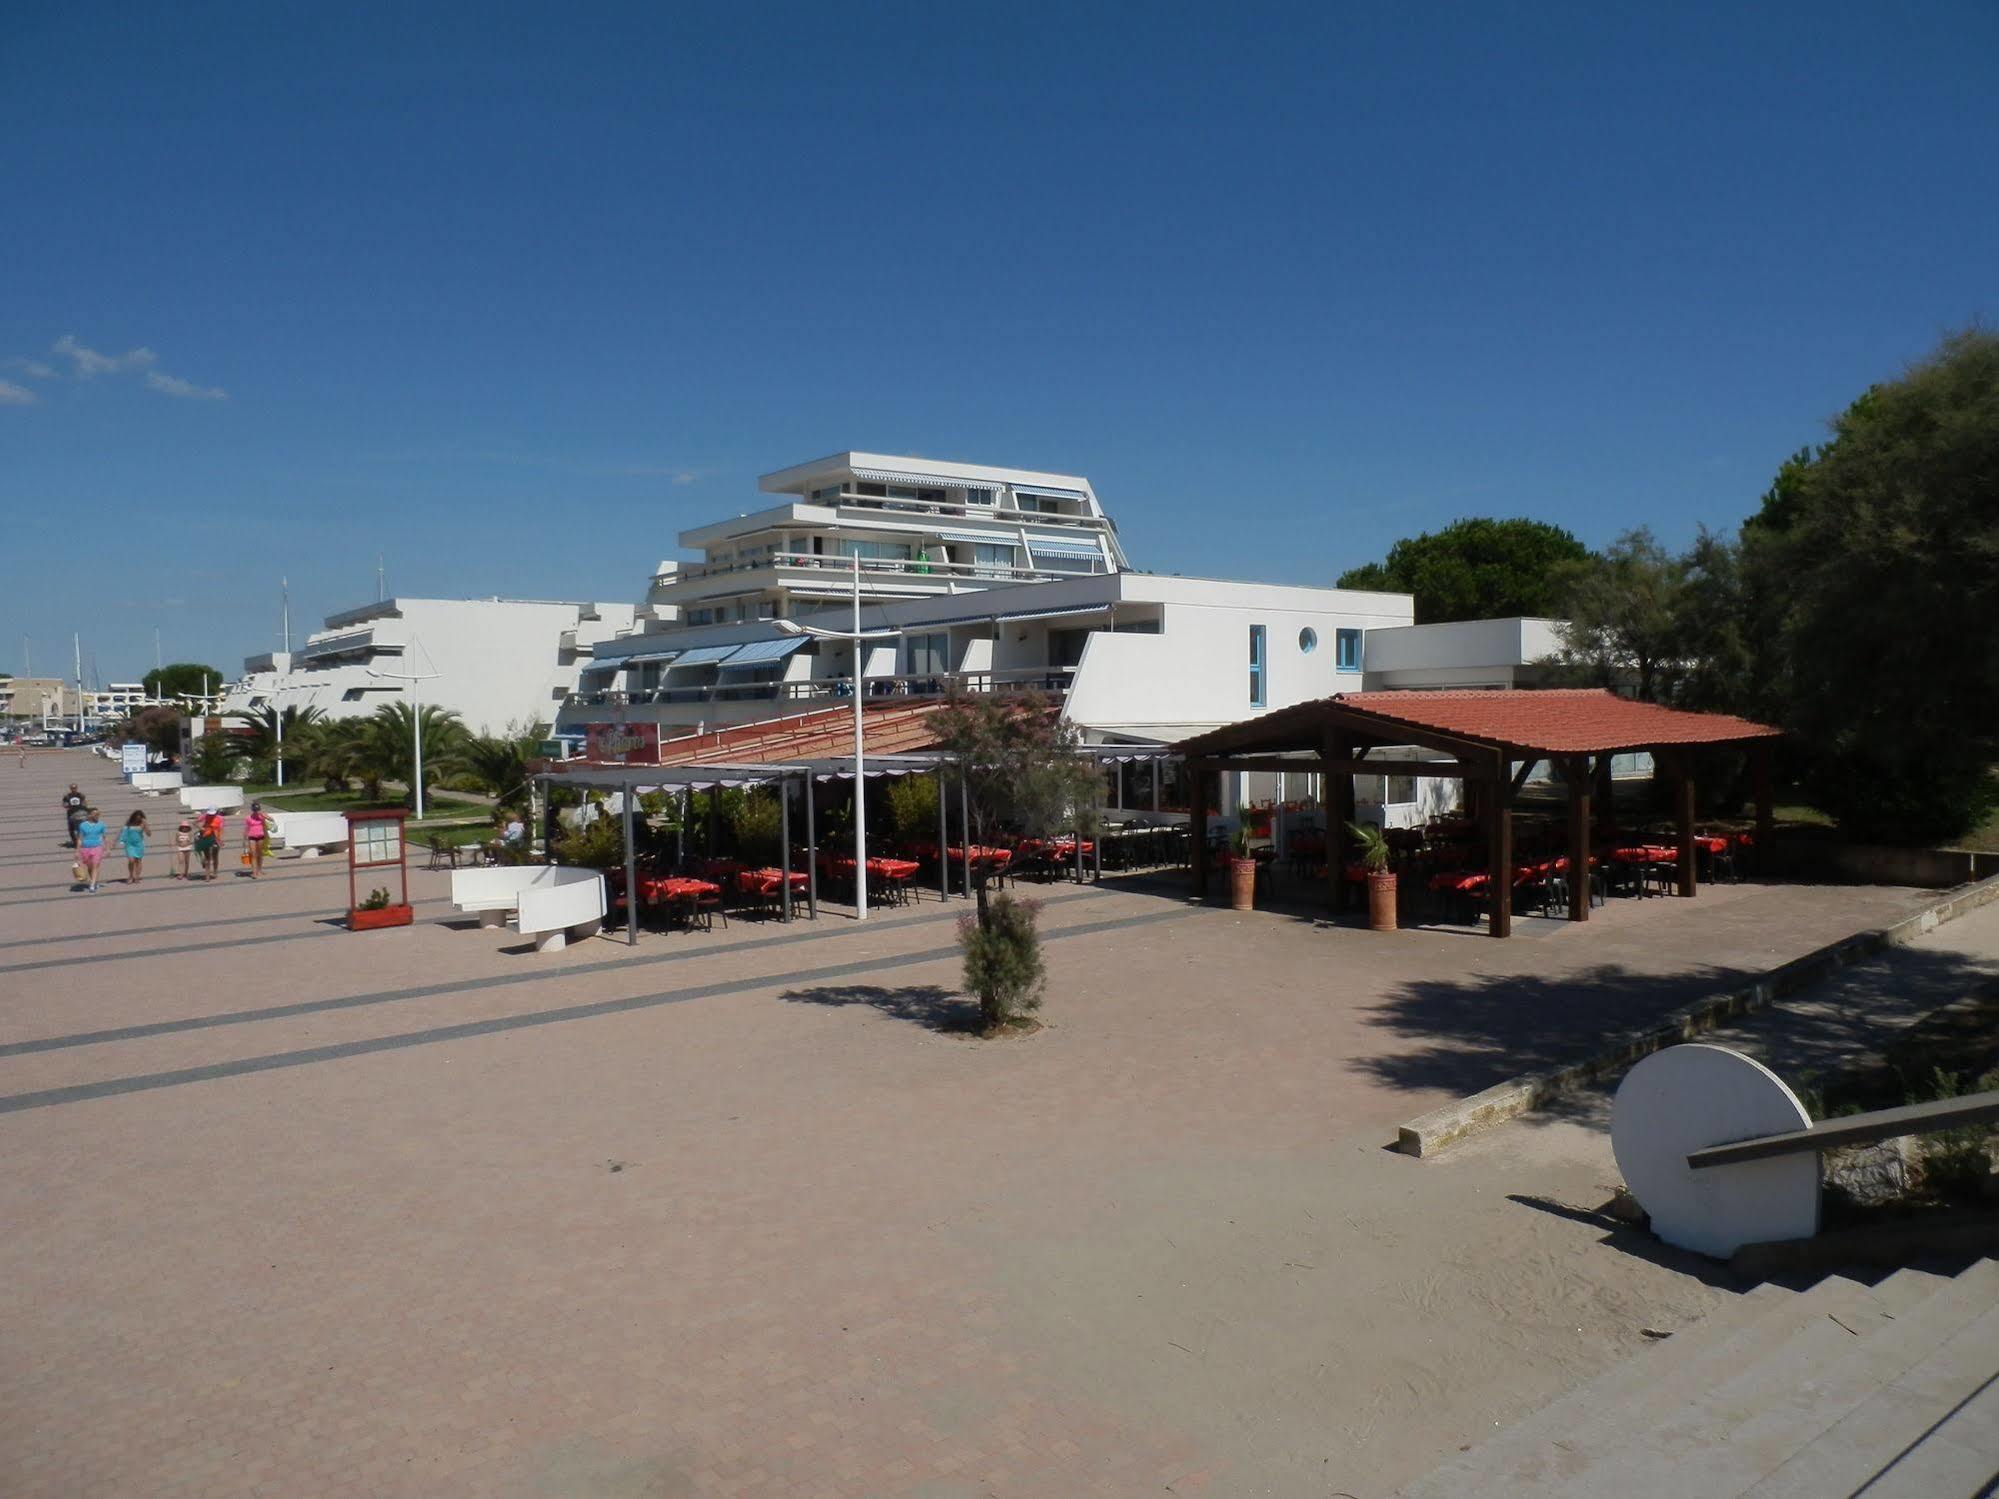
1366,870,1398,932
1228,856,1256,911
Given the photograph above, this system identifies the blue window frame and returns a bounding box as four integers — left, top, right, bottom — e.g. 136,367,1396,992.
1248,624,1267,707
1336,627,1362,673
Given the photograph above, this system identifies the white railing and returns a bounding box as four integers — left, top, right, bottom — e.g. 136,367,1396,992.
564,666,1074,712
654,549,1100,591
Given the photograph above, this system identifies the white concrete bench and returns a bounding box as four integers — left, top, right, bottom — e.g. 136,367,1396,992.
127,770,185,795
266,810,349,858
180,784,245,811
449,865,605,952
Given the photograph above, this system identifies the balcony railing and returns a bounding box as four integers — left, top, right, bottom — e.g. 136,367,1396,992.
653,550,1099,591
564,666,1075,712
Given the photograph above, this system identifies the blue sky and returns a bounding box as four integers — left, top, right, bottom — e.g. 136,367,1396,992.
3,1,1994,683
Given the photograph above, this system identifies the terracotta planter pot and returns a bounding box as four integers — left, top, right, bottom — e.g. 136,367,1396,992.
1365,870,1398,932
348,903,414,932
1228,856,1257,911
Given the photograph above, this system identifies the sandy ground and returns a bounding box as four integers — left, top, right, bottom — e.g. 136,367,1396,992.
0,749,1946,1497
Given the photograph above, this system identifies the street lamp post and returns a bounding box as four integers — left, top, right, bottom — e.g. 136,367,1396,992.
775,553,895,921
365,640,442,819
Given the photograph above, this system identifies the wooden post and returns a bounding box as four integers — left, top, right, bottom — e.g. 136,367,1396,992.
1330,737,1355,913
1674,755,1698,898
1488,757,1513,939
1191,767,1209,898
1565,755,1590,923
1753,740,1774,875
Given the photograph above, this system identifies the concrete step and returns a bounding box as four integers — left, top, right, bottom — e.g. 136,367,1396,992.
1741,1295,1999,1497
1556,1259,1998,1495
1399,1260,1999,1499
1398,1279,1809,1497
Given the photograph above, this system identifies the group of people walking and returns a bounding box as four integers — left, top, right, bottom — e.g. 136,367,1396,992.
62,782,273,892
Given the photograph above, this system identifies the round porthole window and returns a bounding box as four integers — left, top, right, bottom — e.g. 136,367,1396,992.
1299,628,1318,653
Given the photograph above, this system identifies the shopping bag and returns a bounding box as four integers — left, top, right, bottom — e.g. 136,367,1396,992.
71,862,83,881
240,851,253,866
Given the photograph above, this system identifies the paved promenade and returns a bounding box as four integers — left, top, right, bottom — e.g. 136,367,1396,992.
0,752,1941,1497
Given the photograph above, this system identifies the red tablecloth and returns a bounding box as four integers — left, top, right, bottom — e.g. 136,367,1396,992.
639,876,719,903
738,868,809,897
852,857,919,880
1609,845,1679,864
903,843,1011,866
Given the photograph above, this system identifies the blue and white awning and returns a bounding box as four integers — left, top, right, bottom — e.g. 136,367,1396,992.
1013,484,1088,501
848,467,979,491
718,637,807,670
667,644,741,668
1024,538,1106,562
612,650,680,666
928,528,1008,546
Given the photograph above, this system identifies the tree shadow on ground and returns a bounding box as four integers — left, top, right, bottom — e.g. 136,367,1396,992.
779,983,980,1034
1347,942,1999,1106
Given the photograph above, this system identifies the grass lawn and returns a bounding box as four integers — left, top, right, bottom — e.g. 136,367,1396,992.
244,783,491,822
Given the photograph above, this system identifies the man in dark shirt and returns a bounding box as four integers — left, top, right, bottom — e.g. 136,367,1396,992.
62,784,86,847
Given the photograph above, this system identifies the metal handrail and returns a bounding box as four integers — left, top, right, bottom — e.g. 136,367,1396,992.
1687,1089,1999,1170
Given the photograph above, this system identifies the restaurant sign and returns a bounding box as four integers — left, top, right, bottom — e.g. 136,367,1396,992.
584,722,660,764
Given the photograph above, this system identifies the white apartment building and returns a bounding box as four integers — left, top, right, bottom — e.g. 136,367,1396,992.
225,597,644,736
86,682,152,720
561,571,1418,746
647,452,1127,629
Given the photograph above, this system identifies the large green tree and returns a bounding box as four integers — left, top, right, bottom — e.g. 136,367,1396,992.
1743,328,1999,844
1336,517,1589,623
143,663,223,700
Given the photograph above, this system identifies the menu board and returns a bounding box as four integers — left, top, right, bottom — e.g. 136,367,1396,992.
353,820,403,867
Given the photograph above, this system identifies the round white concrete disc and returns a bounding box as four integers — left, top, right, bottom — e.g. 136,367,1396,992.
1612,1043,1818,1261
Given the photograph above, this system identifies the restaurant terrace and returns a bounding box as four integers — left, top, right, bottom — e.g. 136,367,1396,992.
1175,689,1784,937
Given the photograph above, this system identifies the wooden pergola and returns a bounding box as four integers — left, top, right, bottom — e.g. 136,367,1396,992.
1174,689,1783,937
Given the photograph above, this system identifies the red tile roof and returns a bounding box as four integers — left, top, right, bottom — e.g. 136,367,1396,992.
1329,689,1782,755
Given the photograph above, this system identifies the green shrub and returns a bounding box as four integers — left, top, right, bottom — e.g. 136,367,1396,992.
883,774,940,841
1910,1065,1995,1197
958,894,1046,1031
556,811,627,869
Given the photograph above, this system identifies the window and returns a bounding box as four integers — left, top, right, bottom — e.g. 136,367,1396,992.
855,482,887,498
1336,627,1362,672
1248,624,1267,707
1299,627,1318,654
904,633,949,675
972,542,1017,576
834,539,913,563
964,487,994,506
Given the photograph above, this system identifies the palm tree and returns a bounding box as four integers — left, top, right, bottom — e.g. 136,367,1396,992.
228,705,324,783
290,716,375,796
449,730,539,811
365,701,469,809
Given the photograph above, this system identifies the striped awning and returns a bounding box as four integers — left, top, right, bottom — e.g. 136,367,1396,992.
927,528,1008,546
848,467,979,492
610,650,680,666
1024,538,1105,561
666,644,741,668
718,637,807,670
1013,484,1088,501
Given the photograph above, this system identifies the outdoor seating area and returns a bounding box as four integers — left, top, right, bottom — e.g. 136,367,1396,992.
529,747,1198,947
1177,689,1785,938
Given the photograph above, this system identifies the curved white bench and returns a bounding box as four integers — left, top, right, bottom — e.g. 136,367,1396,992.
267,810,349,858
180,784,245,811
128,770,185,795
450,865,605,953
